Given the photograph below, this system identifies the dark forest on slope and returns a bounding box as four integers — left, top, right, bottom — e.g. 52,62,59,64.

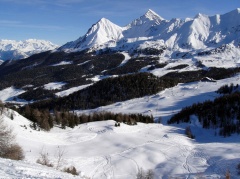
17,105,154,131
168,84,240,137
29,73,177,110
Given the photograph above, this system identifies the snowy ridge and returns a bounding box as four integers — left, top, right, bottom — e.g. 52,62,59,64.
0,39,58,61
123,9,166,38
59,18,123,52
59,8,240,63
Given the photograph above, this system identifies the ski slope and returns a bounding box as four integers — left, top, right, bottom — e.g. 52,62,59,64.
1,73,240,178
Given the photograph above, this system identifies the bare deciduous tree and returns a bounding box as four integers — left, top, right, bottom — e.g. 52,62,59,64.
55,146,66,170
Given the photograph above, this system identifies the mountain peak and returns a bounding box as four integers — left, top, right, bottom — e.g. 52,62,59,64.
194,13,208,19
127,9,164,28
94,17,118,29
98,17,110,23
60,17,123,51
144,9,164,21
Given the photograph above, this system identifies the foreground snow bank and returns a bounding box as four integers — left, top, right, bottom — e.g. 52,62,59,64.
0,157,80,179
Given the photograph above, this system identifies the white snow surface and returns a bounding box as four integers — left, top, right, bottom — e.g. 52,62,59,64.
1,74,240,178
0,39,58,61
43,82,66,90
118,52,131,67
55,84,92,97
51,61,73,66
0,86,25,103
0,157,79,179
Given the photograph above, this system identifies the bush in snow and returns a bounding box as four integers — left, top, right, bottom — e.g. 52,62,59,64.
0,113,24,160
36,147,53,167
63,166,78,175
115,122,121,127
4,144,25,160
136,168,154,179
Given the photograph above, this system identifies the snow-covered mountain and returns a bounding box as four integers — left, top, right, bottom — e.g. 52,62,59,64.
123,9,165,38
59,18,123,52
59,8,240,61
0,39,58,61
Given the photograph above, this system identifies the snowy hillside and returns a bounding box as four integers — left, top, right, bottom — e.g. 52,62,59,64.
0,39,58,61
1,73,240,178
59,8,240,65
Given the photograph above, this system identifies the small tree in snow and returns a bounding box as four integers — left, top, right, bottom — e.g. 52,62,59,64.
10,113,14,120
185,126,195,139
225,169,230,179
145,169,154,179
136,168,154,179
0,114,24,160
136,168,145,179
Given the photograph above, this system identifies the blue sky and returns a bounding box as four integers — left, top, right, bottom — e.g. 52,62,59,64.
0,0,240,45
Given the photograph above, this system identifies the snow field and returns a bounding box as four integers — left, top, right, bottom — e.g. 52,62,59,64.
2,108,240,178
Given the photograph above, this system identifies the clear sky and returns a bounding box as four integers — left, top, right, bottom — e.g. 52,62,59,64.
0,0,240,45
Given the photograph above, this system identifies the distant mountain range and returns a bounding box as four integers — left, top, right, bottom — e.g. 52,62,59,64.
0,39,58,61
2,9,240,62
59,8,240,61
1,8,240,104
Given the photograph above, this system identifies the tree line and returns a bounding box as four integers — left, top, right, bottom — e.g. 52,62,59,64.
18,105,154,131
